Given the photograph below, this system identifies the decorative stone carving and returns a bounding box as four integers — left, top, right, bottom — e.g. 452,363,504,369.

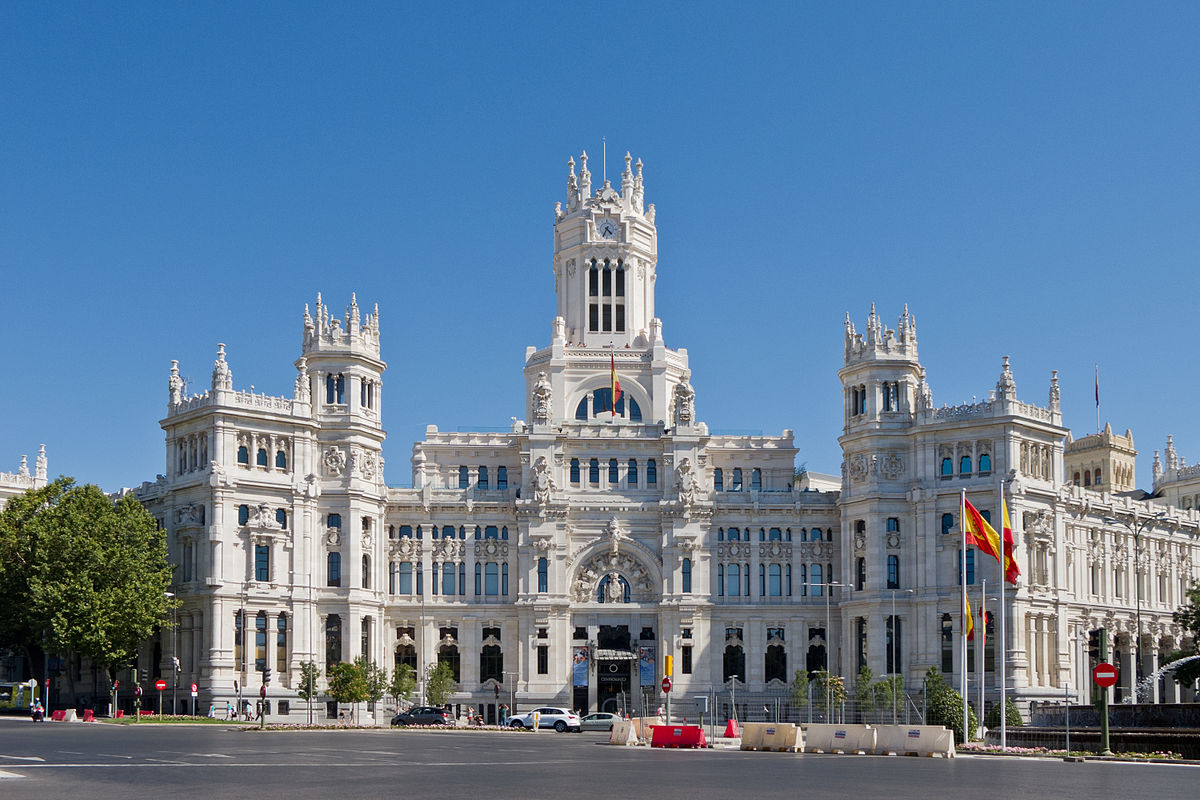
294,357,311,402
211,343,233,391
169,360,183,405
881,453,904,480
248,504,277,529
848,453,868,483
533,537,554,554
326,528,341,546
532,372,552,424
571,566,597,603
532,456,556,504
676,458,700,505
673,379,695,426
759,541,790,560
886,532,901,549
175,504,205,525
323,447,346,476
604,572,625,603
475,539,509,559
607,517,629,554
853,532,866,553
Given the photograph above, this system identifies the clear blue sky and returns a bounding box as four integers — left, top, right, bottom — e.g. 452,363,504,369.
2,2,1197,492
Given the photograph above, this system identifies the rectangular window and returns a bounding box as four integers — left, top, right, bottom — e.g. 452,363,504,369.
647,459,657,485
682,646,692,674
497,466,508,490
399,562,413,594
442,562,455,595
478,466,489,490
537,558,548,593
485,563,499,596
537,645,549,675
277,615,288,674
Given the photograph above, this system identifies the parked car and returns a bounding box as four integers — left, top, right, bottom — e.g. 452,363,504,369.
579,711,619,732
391,706,452,726
507,707,581,732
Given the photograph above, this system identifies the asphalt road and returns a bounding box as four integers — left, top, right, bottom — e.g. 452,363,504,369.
0,716,1197,800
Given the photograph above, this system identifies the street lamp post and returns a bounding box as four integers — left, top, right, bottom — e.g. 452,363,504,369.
164,592,177,716
889,588,914,725
1103,511,1166,702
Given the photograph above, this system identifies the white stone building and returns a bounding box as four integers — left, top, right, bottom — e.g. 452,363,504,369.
0,446,47,510
123,152,1199,721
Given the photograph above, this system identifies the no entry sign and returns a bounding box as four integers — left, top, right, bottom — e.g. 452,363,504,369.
155,679,167,691
1092,662,1118,688
661,677,672,693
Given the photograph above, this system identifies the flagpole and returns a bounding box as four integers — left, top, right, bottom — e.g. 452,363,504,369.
960,489,968,745
1095,364,1100,434
979,579,985,741
1000,482,1007,752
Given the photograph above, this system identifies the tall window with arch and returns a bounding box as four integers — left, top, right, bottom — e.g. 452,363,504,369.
886,554,899,589
627,459,638,486
327,552,341,587
732,468,743,491
751,468,762,491
647,459,657,485
325,614,342,666
713,468,723,492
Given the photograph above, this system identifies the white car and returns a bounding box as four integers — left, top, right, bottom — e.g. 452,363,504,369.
579,711,620,732
507,706,581,732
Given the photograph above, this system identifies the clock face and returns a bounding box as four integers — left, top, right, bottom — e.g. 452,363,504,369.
598,218,618,239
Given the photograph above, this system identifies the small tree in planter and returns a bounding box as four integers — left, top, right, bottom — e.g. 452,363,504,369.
424,661,456,709
296,661,321,723
326,660,369,725
390,663,416,709
854,666,876,721
361,657,388,722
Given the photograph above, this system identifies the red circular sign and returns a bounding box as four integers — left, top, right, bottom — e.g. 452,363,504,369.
661,677,672,693
155,679,167,691
1092,662,1118,688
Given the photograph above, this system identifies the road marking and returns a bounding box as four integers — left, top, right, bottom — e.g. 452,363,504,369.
1,758,593,770
0,755,44,762
0,769,26,779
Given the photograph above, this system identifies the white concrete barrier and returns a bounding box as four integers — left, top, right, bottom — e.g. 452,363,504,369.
803,723,875,754
759,723,803,752
609,719,639,746
739,722,768,750
874,725,955,758
63,709,79,723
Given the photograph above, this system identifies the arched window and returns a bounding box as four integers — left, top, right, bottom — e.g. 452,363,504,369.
958,549,975,584
589,458,600,485
811,563,823,597
238,504,249,526
458,562,466,595
275,450,287,469
497,466,508,490
941,458,953,477
1083,471,1091,486
396,562,411,594
597,574,631,603
759,563,766,595
717,563,725,596
1094,468,1102,485
537,557,548,593
458,466,469,488
682,558,692,593
575,397,588,420
325,614,342,666
437,644,460,682
732,468,743,491
277,613,288,674
941,513,955,536
887,554,899,589
389,562,397,594
628,397,642,421
327,552,341,587
478,466,489,490
502,562,509,595
800,564,807,596
752,468,762,491
1073,472,1081,485
960,455,971,474
237,445,249,465
769,563,783,596
647,459,657,485
713,468,723,492
570,458,580,484
855,557,866,590
474,562,482,595
723,645,745,683
399,525,412,538
442,525,455,540
628,459,638,486
728,527,740,542
768,528,783,541
327,513,342,530
256,448,268,467
978,453,991,473
479,644,503,684
765,644,787,683
609,458,619,484
275,508,287,529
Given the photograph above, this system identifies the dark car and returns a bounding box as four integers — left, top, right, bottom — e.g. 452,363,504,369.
390,706,453,726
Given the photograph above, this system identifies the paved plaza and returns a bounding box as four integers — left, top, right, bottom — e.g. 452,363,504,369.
0,718,1197,800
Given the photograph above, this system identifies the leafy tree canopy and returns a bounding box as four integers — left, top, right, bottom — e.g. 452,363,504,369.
0,478,173,679
296,661,321,701
390,663,416,705
326,660,370,705
425,661,456,707
1170,582,1200,685
789,669,809,706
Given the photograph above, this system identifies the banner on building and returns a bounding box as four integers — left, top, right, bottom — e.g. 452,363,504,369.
572,646,589,687
639,645,655,686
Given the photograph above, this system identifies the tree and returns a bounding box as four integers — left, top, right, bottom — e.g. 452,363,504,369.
1170,581,1200,685
872,674,904,716
984,697,1023,729
0,479,173,686
923,667,977,742
424,660,456,707
359,656,388,709
296,661,321,701
788,669,809,707
811,669,846,708
390,663,416,706
854,665,877,716
326,660,369,722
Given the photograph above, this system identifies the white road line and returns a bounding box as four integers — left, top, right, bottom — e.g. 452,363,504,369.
0,756,44,762
0,769,26,779
2,758,590,769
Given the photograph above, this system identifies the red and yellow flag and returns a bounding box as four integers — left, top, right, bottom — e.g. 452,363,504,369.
963,499,1002,563
964,592,974,641
610,353,622,417
1001,496,1020,585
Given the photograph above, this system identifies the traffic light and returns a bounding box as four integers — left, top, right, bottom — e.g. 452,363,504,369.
1088,629,1101,666
665,654,674,677
132,667,139,684
263,667,272,685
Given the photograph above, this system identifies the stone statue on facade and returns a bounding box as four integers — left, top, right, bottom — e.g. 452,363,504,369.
532,456,556,504
673,379,695,426
607,518,628,554
211,343,232,391
676,458,699,505
324,446,347,476
532,371,552,424
294,357,311,402
169,360,183,405
605,572,625,604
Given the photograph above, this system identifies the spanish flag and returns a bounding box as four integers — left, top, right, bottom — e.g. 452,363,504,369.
964,592,974,641
1001,495,1020,585
963,499,1002,564
610,352,622,417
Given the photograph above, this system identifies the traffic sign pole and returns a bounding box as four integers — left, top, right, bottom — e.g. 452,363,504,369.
1098,629,1112,756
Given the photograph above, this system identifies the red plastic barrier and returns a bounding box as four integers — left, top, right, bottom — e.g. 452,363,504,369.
50,710,66,721
650,724,708,749
82,710,95,722
723,718,739,738
114,710,124,718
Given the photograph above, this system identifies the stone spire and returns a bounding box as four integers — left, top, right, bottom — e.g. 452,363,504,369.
1049,370,1061,413
169,360,183,405
294,357,311,402
621,151,634,199
995,356,1017,401
211,344,233,391
35,445,46,483
1166,435,1178,470
578,150,591,197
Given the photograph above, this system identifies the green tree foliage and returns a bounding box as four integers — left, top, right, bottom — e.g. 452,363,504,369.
854,665,876,712
424,661,456,707
788,669,809,707
811,669,846,708
390,663,416,705
1170,581,1200,685
0,478,173,682
924,667,977,742
359,656,388,706
872,674,904,714
983,697,1023,729
296,661,321,701
326,660,369,707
